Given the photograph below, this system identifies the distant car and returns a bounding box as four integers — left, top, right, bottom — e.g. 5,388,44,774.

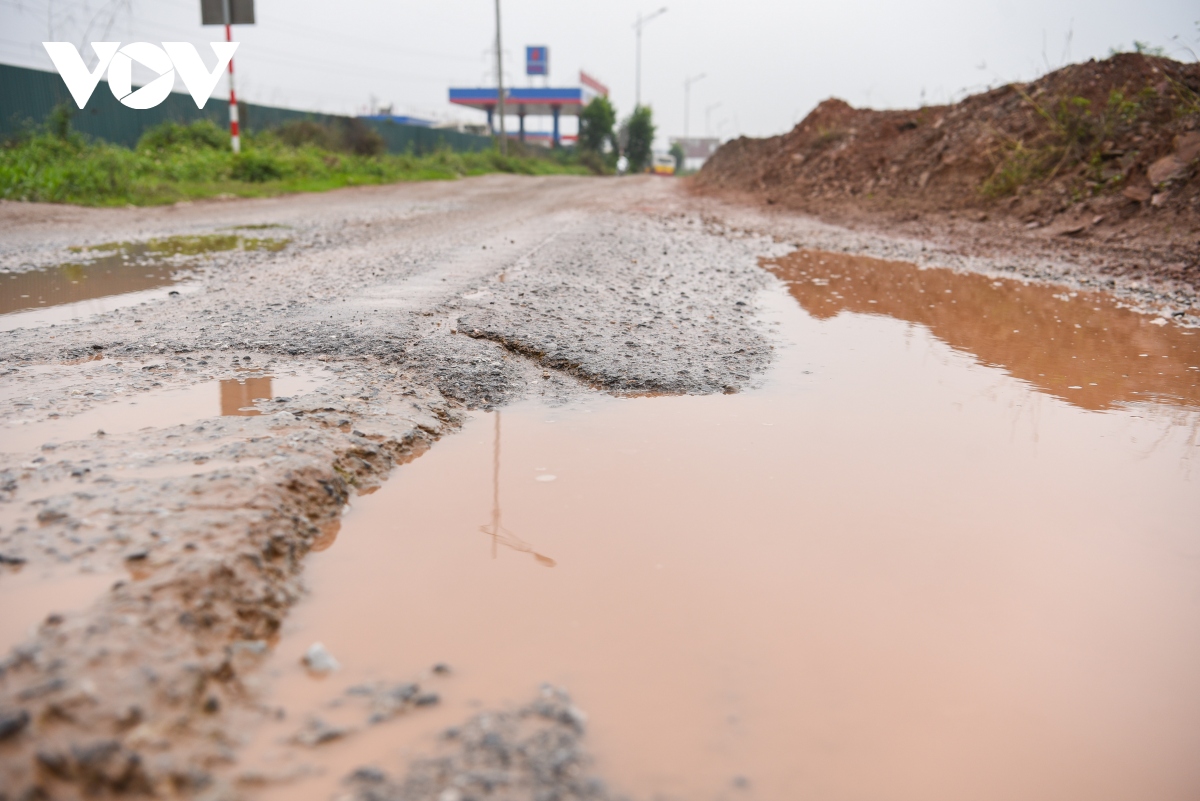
651,154,676,176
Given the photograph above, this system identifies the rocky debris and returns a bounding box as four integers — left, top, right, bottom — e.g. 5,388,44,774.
0,370,454,797
294,717,349,746
0,708,30,741
344,681,441,724
302,642,341,675
34,739,152,794
341,687,622,801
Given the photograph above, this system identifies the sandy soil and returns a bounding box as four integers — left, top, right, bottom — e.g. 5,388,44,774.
0,174,1194,799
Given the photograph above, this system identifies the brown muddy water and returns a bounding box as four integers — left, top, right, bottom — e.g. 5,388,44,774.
240,253,1200,801
0,233,288,331
0,369,326,453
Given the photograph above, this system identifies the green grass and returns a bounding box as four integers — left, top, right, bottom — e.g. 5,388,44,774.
0,119,590,206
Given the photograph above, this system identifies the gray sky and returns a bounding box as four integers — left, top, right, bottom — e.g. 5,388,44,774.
3,0,1197,146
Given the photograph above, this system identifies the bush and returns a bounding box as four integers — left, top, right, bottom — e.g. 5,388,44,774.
578,150,607,175
339,118,385,157
274,119,340,150
0,133,134,203
271,118,384,156
138,120,228,152
0,118,588,205
231,150,286,182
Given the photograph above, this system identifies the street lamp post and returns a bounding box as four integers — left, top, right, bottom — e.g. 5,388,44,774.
494,0,506,154
705,101,722,137
683,72,705,141
633,6,667,108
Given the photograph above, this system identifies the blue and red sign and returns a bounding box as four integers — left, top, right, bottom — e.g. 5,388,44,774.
526,46,548,76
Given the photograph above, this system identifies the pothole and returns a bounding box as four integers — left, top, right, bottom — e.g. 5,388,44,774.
234,278,1199,801
0,233,290,331
1,367,327,453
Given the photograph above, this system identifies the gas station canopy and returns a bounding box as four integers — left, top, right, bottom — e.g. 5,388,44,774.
449,87,586,145
449,87,584,118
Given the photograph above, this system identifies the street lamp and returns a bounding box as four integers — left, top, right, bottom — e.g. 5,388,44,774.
633,6,667,109
683,72,705,141
705,101,722,137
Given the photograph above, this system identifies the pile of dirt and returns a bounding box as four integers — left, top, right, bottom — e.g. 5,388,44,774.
694,53,1200,276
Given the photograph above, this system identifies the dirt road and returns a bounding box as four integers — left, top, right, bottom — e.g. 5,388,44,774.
1,176,1198,800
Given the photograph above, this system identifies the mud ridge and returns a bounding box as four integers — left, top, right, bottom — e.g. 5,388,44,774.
0,363,462,798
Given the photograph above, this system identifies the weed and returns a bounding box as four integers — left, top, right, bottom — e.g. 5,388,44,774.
982,141,1048,197
813,126,848,149
983,82,1170,197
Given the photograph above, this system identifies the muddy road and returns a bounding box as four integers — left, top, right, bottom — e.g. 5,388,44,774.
1,176,1198,801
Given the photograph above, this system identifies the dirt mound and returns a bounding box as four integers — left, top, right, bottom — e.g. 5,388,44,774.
696,54,1200,244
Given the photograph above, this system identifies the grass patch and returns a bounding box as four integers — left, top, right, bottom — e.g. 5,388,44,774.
1,119,590,206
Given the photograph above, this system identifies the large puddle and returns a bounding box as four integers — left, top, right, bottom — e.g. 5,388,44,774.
1,368,325,454
0,233,289,331
240,253,1200,801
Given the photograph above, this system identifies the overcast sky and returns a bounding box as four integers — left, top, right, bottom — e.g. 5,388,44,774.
2,0,1197,146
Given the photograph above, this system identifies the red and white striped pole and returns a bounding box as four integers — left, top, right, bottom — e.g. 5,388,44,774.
225,22,239,153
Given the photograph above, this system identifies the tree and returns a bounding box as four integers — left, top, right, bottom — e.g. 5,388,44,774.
579,96,617,155
669,141,685,173
621,105,656,174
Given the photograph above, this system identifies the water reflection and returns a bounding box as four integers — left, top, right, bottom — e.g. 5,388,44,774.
220,376,274,416
1,257,188,316
479,411,556,567
1,370,324,454
765,250,1200,411
0,234,289,318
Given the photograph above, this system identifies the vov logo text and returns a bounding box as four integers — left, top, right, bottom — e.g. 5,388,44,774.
42,42,239,109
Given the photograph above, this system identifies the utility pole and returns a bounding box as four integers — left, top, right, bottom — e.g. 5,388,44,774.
683,72,704,141
494,0,506,154
705,101,722,137
633,6,667,109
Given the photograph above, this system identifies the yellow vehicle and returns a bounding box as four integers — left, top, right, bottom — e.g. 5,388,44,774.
652,153,677,175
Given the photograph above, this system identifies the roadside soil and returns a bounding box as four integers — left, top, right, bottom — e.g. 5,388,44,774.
0,173,1195,799
692,53,1200,318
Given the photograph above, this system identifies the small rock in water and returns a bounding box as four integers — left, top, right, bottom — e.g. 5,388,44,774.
432,663,452,675
295,717,347,746
303,642,340,674
0,709,31,741
347,766,387,784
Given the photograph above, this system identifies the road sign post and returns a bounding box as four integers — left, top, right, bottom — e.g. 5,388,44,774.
201,0,254,153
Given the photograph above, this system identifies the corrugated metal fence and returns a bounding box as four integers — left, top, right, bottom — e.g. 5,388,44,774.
0,62,491,154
